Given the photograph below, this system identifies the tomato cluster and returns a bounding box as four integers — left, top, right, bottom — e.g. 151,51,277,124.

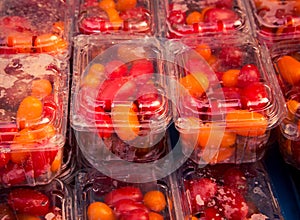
177,40,272,163
0,187,63,219
182,164,269,220
78,0,151,34
166,0,242,38
0,57,63,187
0,16,67,54
253,0,300,40
87,186,167,220
77,46,169,162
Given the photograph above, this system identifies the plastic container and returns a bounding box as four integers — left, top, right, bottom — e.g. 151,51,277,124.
270,40,300,170
247,0,300,46
76,0,157,36
0,178,73,219
70,36,172,166
0,53,70,187
176,160,282,219
168,34,286,164
162,0,249,38
75,168,176,220
0,0,73,56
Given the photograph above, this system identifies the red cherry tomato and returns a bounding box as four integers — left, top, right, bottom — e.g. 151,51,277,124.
202,207,223,220
216,186,248,220
0,123,18,143
218,46,243,68
0,152,10,168
119,7,151,33
8,188,50,216
203,8,238,24
105,60,128,79
114,199,149,217
240,82,269,110
104,186,143,207
186,178,217,213
94,106,113,138
129,59,154,84
0,162,27,186
120,208,149,220
237,64,260,88
168,10,186,25
223,167,248,195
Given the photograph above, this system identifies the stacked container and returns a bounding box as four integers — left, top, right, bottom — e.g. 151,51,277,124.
0,0,73,187
246,0,300,46
269,39,300,170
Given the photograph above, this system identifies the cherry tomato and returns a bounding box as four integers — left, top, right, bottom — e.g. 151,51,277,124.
79,16,112,34
237,64,260,88
216,186,248,220
203,8,238,24
168,10,186,25
104,186,143,207
0,123,18,143
0,162,27,186
15,214,41,220
116,0,137,12
31,79,52,99
186,178,217,213
8,188,50,216
186,11,202,25
34,34,67,53
218,46,243,68
105,60,128,79
94,106,113,138
222,69,240,87
179,72,209,98
277,55,300,85
143,190,166,212
240,82,269,110
202,207,223,220
129,59,154,84
120,208,149,220
223,167,248,194
87,202,116,220
114,199,149,217
119,7,151,33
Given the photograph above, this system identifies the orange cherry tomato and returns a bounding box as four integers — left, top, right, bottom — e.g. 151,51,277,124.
143,190,167,212
17,96,43,129
105,8,123,29
87,202,116,220
226,109,268,137
7,35,32,53
32,124,56,140
149,212,164,220
195,43,212,61
186,11,202,25
15,214,41,220
180,72,209,98
222,69,240,87
31,79,52,99
99,0,116,10
116,0,137,11
276,55,300,85
34,34,68,53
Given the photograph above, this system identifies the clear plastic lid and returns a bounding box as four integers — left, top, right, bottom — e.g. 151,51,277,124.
71,36,172,139
75,168,175,220
0,0,72,56
176,160,282,219
0,178,73,219
163,0,248,38
76,0,156,36
167,34,286,164
248,0,300,45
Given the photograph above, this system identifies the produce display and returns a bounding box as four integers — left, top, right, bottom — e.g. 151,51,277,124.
71,37,172,164
0,179,72,219
75,169,175,220
163,0,247,38
0,0,70,55
77,0,154,35
169,34,285,164
178,160,281,219
248,0,300,45
270,40,300,170
0,54,69,187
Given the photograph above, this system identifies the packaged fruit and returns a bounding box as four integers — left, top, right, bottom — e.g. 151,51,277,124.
177,160,282,219
76,0,155,36
247,0,300,46
162,0,249,38
270,40,300,170
70,36,172,166
0,53,70,187
168,34,285,164
0,178,73,219
75,168,175,220
0,0,72,55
